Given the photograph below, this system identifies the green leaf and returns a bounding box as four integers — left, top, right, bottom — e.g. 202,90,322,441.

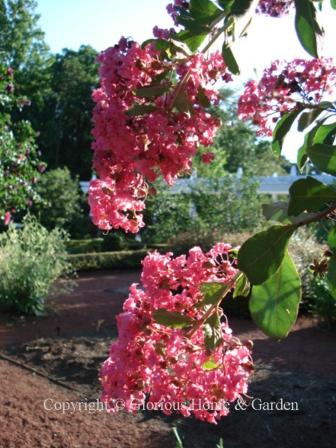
153,309,194,329
233,274,250,298
297,120,331,172
190,0,222,21
238,225,295,285
297,109,322,131
331,0,336,9
173,90,193,113
141,39,169,51
202,357,219,371
222,43,240,75
327,255,336,299
249,253,301,338
224,0,254,16
313,122,336,145
328,226,336,250
126,104,157,116
262,201,317,225
263,202,291,223
196,88,211,108
203,312,223,351
201,282,227,305
294,0,322,57
135,84,170,98
288,176,336,216
272,109,301,155
307,143,336,175
175,29,208,52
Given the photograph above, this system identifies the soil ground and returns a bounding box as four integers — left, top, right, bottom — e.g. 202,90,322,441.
0,270,335,448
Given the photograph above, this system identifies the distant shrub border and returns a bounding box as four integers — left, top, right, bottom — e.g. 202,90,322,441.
69,249,150,272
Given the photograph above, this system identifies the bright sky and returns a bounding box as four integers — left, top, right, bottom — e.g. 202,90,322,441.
36,0,336,163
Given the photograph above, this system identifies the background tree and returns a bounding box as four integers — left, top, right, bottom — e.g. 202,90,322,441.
0,0,52,118
39,46,98,179
194,89,291,178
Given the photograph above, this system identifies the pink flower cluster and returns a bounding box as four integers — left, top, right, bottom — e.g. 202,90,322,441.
256,0,293,17
238,58,336,136
100,244,253,424
89,37,231,232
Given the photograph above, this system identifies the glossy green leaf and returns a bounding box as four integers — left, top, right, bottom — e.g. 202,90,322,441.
307,143,336,175
263,201,316,225
141,39,169,50
225,0,254,16
297,109,322,131
222,43,240,75
173,90,193,113
238,225,295,285
313,122,336,145
327,255,336,299
135,84,170,98
196,88,211,107
203,312,223,351
294,0,321,57
272,109,301,155
190,0,222,21
175,29,208,52
288,176,336,216
202,357,219,370
328,226,336,250
126,104,157,116
262,202,290,223
201,282,227,305
249,253,301,338
233,274,250,298
153,309,194,329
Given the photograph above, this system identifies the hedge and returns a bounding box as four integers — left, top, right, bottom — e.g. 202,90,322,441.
69,249,150,271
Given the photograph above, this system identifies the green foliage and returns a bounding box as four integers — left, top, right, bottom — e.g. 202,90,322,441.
0,0,53,123
308,275,336,327
0,217,73,315
288,177,336,216
153,309,194,329
272,109,302,155
38,46,98,179
194,90,290,178
32,167,82,231
294,0,322,57
0,62,42,222
69,249,149,272
238,225,295,285
249,252,301,338
142,186,193,244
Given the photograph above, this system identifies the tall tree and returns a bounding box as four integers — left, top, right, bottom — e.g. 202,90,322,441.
0,0,52,108
39,45,98,179
194,89,291,178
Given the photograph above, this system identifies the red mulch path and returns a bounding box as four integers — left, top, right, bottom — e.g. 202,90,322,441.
0,270,335,448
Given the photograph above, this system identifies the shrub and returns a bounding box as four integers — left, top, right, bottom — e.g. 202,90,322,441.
142,177,264,246
0,217,74,315
307,276,336,327
66,238,104,254
69,249,149,271
32,167,84,233
288,229,327,307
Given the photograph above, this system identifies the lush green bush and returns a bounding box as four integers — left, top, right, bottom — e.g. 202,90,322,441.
69,249,149,271
141,186,193,244
67,238,104,254
307,276,336,327
32,167,87,234
0,217,73,315
142,177,264,245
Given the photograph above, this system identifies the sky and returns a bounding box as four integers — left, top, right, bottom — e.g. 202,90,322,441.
35,0,336,163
